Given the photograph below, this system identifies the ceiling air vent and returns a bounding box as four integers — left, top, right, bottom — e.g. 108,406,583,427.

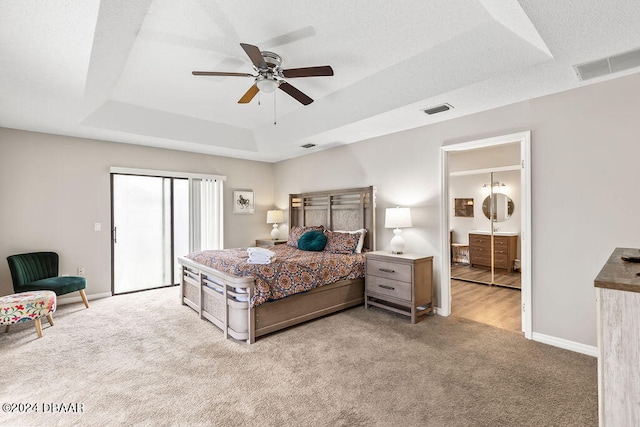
574,47,640,81
300,143,316,149
422,103,453,115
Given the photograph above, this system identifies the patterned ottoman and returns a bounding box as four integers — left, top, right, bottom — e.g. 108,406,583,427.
1,291,57,338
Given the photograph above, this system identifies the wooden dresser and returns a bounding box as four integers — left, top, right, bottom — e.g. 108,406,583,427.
469,233,517,272
364,251,433,323
594,248,640,426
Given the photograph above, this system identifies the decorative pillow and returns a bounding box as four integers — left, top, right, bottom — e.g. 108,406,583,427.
334,228,367,253
324,231,362,254
287,225,325,248
297,230,327,251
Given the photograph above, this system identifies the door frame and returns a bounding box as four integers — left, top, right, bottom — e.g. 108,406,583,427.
440,131,532,338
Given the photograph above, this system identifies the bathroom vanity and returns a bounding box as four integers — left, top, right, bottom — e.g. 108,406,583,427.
468,231,518,272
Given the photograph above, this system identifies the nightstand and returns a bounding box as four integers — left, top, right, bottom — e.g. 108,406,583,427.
365,251,433,323
255,239,287,247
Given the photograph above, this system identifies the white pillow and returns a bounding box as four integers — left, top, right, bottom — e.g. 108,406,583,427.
334,228,367,253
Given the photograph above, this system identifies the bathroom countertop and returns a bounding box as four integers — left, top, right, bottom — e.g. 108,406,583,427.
595,247,640,293
468,230,519,236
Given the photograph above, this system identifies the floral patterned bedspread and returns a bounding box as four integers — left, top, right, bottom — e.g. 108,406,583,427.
185,245,365,307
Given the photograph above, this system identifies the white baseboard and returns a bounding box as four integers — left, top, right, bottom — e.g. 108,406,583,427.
532,332,598,357
435,306,597,357
434,307,450,316
57,291,112,306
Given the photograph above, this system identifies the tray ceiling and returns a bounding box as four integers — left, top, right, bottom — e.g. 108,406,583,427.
2,0,640,162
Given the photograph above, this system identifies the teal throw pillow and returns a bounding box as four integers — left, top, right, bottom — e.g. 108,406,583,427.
298,230,327,251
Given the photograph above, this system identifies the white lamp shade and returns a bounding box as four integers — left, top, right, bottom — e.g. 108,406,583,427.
266,210,284,224
385,207,412,229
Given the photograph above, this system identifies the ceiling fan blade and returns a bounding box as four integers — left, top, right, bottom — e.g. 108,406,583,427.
238,84,259,104
260,26,316,49
240,43,267,70
192,71,253,77
282,66,334,78
279,82,313,105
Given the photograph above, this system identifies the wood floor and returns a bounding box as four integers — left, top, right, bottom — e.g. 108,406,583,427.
451,279,522,332
451,263,521,289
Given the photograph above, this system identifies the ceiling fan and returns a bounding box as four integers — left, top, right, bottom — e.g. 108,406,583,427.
192,43,334,105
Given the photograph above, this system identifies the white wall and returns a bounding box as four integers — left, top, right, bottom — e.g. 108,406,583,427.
274,72,640,348
0,129,275,299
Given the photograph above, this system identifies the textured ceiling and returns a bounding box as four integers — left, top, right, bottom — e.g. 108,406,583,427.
2,0,640,162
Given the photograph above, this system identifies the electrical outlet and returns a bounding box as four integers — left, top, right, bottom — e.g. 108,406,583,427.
78,267,85,276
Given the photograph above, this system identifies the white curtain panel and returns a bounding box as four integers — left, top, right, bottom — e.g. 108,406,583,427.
189,178,224,251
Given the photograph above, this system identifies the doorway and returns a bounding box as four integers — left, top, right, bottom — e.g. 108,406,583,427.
440,132,532,338
111,174,189,294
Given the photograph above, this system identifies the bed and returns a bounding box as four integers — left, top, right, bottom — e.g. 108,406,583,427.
178,186,376,343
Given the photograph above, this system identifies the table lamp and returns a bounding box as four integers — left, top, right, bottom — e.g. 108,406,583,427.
385,207,412,254
266,210,284,240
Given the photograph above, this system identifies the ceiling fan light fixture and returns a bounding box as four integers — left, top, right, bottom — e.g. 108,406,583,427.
256,76,279,93
193,42,332,105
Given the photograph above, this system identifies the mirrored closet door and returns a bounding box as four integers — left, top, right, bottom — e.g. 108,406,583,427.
450,170,521,290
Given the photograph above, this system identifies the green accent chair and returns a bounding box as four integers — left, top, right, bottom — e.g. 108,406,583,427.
6,252,89,308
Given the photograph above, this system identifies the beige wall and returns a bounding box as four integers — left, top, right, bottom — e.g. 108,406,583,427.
274,72,640,349
0,129,274,299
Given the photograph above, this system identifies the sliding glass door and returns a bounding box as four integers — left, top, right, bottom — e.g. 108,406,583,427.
112,174,189,294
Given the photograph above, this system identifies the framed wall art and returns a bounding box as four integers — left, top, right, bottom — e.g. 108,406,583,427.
454,198,474,217
233,190,255,214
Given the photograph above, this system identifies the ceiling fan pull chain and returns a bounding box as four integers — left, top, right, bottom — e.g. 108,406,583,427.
273,90,277,125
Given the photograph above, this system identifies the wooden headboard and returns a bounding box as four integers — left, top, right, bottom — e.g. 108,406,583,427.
288,186,376,251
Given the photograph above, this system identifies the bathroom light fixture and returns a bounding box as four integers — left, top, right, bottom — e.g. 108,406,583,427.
266,210,284,240
482,182,506,194
385,207,412,254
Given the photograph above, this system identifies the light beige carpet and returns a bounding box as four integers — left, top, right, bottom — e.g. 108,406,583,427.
1,286,597,426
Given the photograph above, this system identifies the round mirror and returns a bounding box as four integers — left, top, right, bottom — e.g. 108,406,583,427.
482,194,515,222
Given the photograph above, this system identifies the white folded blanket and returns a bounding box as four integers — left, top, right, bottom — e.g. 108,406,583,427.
247,247,276,264
247,247,276,257
247,255,276,265
247,258,276,265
